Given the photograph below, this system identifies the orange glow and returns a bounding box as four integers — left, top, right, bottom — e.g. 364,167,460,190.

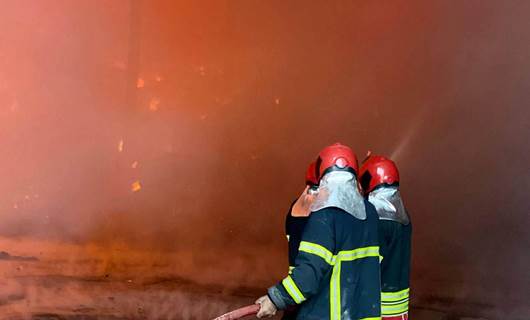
118,139,124,152
131,180,142,192
148,97,160,111
0,2,526,318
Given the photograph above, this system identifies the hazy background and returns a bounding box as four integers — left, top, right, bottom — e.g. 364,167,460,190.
0,0,528,318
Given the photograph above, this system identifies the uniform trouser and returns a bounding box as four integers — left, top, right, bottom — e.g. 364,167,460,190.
383,312,408,320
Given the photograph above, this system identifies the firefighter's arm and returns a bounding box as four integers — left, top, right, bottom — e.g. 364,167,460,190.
267,209,335,309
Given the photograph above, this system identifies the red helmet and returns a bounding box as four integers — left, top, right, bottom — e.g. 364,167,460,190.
305,161,318,187
315,143,359,181
359,155,399,194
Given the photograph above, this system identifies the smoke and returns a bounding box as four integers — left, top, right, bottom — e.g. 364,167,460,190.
0,0,529,318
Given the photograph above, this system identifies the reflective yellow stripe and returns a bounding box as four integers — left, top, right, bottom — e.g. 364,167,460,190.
382,298,409,306
382,288,409,316
300,242,380,265
381,288,410,302
282,275,305,304
382,300,409,316
337,246,380,261
329,246,379,320
381,298,409,306
298,242,381,318
381,301,409,314
330,260,342,320
299,241,334,265
288,266,295,274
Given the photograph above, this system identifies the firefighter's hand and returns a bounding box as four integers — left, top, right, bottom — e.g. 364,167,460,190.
255,295,277,318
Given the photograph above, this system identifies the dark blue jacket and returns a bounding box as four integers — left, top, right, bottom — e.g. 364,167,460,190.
269,201,381,320
379,219,412,317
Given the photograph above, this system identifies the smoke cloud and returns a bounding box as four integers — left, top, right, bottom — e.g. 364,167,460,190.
0,1,528,319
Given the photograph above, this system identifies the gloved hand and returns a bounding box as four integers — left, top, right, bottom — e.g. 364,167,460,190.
255,295,277,318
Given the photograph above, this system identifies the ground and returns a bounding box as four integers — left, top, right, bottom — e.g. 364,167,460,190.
0,237,500,319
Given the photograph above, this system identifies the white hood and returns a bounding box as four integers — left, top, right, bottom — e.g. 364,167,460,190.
310,171,367,220
368,186,409,224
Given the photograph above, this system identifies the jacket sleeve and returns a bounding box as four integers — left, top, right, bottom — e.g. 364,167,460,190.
268,209,335,309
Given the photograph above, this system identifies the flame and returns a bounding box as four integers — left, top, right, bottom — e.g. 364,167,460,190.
118,139,124,152
149,98,160,111
136,78,145,88
131,180,142,192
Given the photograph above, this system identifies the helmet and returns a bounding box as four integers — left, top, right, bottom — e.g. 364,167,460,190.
359,155,399,194
305,161,318,187
315,143,358,181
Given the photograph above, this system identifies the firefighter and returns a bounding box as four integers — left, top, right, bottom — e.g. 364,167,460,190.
256,143,381,320
282,161,319,320
359,155,411,320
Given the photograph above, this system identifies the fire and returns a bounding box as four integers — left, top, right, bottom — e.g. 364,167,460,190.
131,180,142,192
149,97,160,111
118,139,124,152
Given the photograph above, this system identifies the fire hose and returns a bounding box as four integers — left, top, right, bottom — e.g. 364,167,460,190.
212,304,260,320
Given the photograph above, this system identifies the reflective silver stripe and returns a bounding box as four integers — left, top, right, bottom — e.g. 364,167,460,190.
300,242,380,265
382,288,410,316
337,246,380,261
382,300,408,315
382,297,409,306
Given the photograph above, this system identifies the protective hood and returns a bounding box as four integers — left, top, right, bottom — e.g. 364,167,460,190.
310,171,367,220
291,186,315,217
368,186,410,224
